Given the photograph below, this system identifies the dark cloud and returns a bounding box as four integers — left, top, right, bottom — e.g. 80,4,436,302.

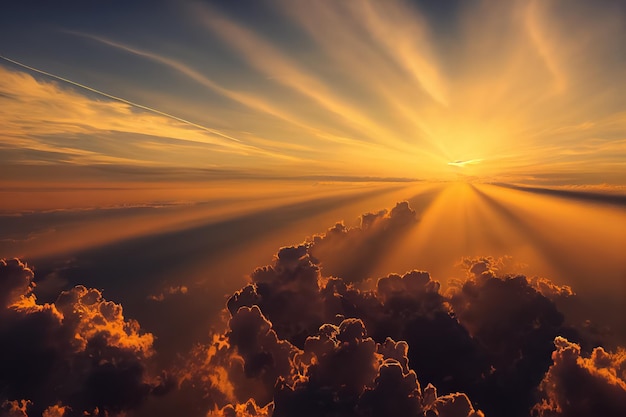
309,201,417,283
227,245,325,348
532,336,626,417
0,258,166,417
357,361,423,417
172,306,299,415
0,259,34,309
192,200,491,416
446,257,583,417
1,400,30,417
271,318,380,417
3,200,622,417
228,306,299,405
317,268,486,399
208,203,609,417
170,335,239,416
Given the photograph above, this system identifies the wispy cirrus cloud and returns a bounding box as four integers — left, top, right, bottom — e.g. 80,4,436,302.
0,60,302,169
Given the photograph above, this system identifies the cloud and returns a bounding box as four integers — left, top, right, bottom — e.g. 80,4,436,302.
200,202,610,417
309,201,418,283
41,404,69,417
0,258,34,309
227,245,326,348
209,399,273,417
0,258,166,416
227,306,299,405
198,5,403,150
446,257,584,416
0,55,242,145
0,65,291,169
2,200,622,417
494,183,626,208
533,336,626,417
1,400,30,417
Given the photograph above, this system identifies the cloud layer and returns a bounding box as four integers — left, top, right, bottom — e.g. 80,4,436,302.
176,201,621,417
1,201,623,417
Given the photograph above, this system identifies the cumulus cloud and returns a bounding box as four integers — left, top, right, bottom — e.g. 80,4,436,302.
227,245,325,348
0,259,34,309
178,203,483,415
533,336,626,417
3,200,621,417
200,202,608,417
446,257,583,416
309,201,417,283
173,335,239,416
0,258,166,417
228,306,299,404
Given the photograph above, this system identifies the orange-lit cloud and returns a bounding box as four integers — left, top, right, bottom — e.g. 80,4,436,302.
176,202,615,416
0,258,166,416
0,64,300,169
534,336,626,416
1,194,624,416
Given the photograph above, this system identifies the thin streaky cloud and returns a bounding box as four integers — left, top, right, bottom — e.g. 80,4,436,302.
0,54,243,145
66,31,381,150
198,6,417,152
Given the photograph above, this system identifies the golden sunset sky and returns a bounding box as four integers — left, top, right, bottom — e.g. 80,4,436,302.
1,1,626,417
1,0,624,190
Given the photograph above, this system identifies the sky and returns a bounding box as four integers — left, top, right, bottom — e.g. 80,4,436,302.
1,1,625,417
1,0,625,185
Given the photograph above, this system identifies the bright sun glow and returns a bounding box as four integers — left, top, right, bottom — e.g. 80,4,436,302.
1,0,624,185
1,1,625,416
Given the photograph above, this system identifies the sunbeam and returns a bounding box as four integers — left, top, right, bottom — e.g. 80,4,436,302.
1,1,625,416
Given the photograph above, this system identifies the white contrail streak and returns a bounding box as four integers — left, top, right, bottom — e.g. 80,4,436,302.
0,54,242,143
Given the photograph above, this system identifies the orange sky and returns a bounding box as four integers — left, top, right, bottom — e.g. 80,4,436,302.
1,0,625,188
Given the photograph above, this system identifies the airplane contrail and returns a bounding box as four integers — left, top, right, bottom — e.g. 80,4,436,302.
0,54,242,143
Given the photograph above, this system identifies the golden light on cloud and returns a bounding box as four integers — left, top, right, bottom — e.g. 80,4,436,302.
1,1,625,416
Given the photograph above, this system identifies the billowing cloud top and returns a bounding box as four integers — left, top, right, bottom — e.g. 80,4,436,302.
2,201,624,417
0,259,166,417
